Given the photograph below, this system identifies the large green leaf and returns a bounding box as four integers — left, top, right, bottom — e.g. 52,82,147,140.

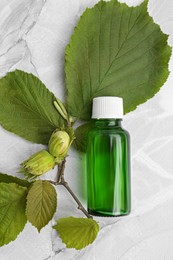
26,180,57,232
0,70,64,144
0,183,27,246
53,217,99,250
65,0,171,120
0,173,30,187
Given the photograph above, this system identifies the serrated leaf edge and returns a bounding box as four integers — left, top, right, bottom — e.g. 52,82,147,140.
53,217,100,250
0,182,28,246
26,180,57,232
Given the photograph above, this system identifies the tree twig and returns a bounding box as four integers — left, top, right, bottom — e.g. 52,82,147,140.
59,159,66,180
57,161,63,182
61,180,92,218
48,158,92,219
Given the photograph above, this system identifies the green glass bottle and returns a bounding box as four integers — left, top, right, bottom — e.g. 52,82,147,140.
87,96,131,217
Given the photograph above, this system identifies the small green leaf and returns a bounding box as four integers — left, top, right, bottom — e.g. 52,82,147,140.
0,70,65,144
0,182,27,246
54,100,68,121
0,172,30,187
73,122,94,152
54,98,69,121
26,180,57,232
65,0,171,120
53,217,99,250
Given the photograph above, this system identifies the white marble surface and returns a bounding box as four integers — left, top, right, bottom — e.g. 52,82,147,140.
0,0,173,259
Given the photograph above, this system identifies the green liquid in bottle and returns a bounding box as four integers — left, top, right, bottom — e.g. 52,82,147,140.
87,119,131,217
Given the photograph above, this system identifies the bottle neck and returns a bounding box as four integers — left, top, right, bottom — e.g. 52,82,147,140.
94,118,122,127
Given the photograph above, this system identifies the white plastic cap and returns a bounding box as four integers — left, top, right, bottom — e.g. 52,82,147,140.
92,96,123,119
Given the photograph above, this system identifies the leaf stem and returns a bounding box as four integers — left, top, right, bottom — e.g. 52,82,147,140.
48,158,92,219
61,180,92,218
57,160,65,182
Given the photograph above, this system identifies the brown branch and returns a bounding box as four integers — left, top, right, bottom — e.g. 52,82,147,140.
48,158,92,219
57,160,65,182
59,159,66,180
61,180,92,219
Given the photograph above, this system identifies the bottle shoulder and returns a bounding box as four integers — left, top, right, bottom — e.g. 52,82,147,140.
87,124,130,137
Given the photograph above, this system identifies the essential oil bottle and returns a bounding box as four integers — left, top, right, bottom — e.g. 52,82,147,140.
86,96,131,217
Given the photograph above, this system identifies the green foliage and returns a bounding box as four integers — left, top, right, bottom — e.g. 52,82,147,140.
53,217,99,250
0,183,27,246
0,0,172,250
73,122,94,152
0,70,64,144
26,180,57,232
65,0,171,120
0,172,30,187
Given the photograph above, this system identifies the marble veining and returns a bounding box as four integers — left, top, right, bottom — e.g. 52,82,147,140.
0,0,173,259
